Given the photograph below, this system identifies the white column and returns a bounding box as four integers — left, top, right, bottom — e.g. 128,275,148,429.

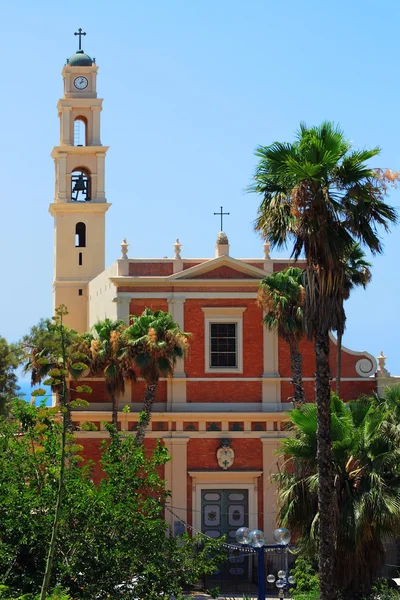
169,438,189,536
262,316,281,406
91,106,102,145
167,298,187,405
261,438,280,542
117,296,130,324
61,107,72,145
163,439,173,530
96,153,106,200
57,153,68,200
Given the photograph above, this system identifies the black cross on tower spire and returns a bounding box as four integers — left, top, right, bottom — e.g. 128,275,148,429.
213,206,230,232
74,28,86,51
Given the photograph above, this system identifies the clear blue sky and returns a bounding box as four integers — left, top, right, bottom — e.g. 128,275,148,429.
1,0,399,375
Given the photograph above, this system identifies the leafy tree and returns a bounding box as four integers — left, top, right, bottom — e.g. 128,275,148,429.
258,266,305,406
335,243,372,397
250,121,397,600
0,336,20,416
0,400,224,599
123,308,190,445
275,394,400,598
21,307,92,599
82,318,135,427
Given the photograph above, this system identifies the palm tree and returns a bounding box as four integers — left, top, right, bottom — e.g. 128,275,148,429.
22,317,88,429
84,318,136,428
123,308,190,445
250,122,397,600
335,243,372,397
275,395,400,598
257,266,305,407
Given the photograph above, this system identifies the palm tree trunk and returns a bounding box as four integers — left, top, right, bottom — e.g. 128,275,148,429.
111,394,118,428
336,330,342,398
135,382,158,446
289,339,305,407
314,328,335,600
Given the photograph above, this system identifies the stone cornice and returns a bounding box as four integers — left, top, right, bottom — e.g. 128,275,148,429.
51,145,109,158
49,202,111,216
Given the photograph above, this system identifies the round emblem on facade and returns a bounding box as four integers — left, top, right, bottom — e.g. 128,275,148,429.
217,440,235,470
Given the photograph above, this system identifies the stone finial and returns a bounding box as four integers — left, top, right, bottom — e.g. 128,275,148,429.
174,238,182,259
377,351,390,377
263,241,271,259
120,238,129,259
216,231,229,245
215,231,230,257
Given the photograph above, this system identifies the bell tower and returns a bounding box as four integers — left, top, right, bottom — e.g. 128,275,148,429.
49,29,110,332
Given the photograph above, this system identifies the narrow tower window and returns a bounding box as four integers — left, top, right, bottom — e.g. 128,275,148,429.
78,252,83,265
71,167,91,202
75,223,86,247
74,117,87,146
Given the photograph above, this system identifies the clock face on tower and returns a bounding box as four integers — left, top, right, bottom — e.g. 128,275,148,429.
74,76,88,90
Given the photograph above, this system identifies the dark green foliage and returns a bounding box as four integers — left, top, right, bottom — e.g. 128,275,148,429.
123,308,190,444
275,391,400,597
0,402,225,599
258,267,305,405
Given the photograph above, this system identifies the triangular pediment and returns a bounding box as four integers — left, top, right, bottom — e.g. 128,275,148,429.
169,255,267,281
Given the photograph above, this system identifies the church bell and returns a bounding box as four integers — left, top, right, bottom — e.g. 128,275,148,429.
73,174,86,192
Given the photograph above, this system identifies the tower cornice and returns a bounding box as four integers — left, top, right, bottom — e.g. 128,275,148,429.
49,203,111,216
51,146,109,158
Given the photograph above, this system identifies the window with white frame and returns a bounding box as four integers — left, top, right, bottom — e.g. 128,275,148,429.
202,307,246,374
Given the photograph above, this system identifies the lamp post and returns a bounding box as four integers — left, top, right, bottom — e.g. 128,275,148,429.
236,526,293,600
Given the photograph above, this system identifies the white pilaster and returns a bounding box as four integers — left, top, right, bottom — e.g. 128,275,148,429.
261,438,280,542
116,296,131,324
167,298,187,405
169,438,189,535
57,152,68,200
163,439,173,530
91,106,101,145
96,153,106,200
61,106,72,145
262,318,280,405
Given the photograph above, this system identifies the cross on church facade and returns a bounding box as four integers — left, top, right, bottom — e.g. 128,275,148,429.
74,28,86,50
214,206,230,231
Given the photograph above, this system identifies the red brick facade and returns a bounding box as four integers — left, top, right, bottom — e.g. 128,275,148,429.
78,249,378,537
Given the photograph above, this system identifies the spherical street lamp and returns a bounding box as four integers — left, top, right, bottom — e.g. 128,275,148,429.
236,526,293,600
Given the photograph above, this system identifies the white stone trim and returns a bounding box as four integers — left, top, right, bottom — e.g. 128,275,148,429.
169,254,267,280
329,331,377,377
189,472,262,534
117,291,257,299
202,307,246,374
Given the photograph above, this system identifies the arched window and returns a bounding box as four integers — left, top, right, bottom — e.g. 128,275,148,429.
78,252,83,265
74,117,87,146
75,223,86,247
71,167,91,202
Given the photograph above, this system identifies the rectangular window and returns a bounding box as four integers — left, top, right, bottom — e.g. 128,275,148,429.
78,289,83,296
210,323,237,368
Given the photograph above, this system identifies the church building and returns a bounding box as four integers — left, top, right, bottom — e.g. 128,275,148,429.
50,33,398,545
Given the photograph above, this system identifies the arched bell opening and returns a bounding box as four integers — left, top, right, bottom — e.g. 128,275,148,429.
74,116,88,146
75,223,86,248
71,167,91,202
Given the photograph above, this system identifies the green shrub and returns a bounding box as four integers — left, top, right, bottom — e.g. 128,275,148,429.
365,578,400,600
291,554,319,594
291,593,320,600
0,586,71,600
